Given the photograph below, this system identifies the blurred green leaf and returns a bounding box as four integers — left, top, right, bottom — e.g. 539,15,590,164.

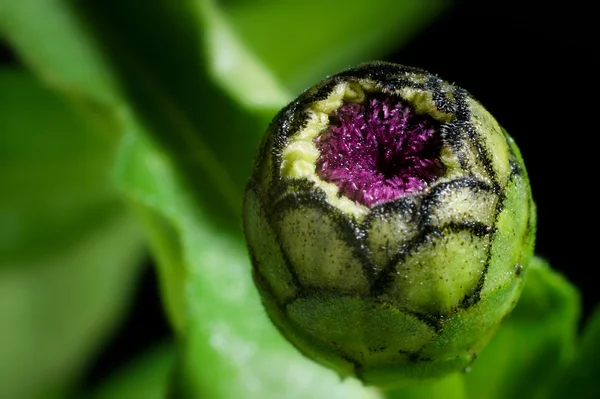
65,0,268,333
0,69,117,261
0,0,133,168
90,341,175,399
462,256,580,399
0,0,121,105
0,70,146,398
72,0,266,219
222,0,449,92
385,373,466,399
550,305,600,399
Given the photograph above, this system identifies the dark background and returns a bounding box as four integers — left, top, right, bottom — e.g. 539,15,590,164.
2,0,597,388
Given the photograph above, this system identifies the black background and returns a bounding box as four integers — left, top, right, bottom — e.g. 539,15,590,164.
2,0,598,389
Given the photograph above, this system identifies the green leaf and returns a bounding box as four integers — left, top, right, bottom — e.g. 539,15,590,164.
0,0,136,166
385,373,466,399
115,131,380,398
0,69,117,261
462,256,581,399
0,70,146,398
89,342,175,399
550,305,600,399
198,0,294,111
71,0,269,220
0,0,121,105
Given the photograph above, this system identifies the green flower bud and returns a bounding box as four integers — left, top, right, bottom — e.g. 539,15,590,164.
243,62,536,388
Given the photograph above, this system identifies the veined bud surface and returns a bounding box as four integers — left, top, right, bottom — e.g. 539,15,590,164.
243,62,536,387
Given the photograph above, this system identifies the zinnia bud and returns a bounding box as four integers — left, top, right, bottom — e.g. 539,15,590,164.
243,62,536,388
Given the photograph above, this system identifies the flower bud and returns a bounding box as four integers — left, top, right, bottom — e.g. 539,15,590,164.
243,62,536,387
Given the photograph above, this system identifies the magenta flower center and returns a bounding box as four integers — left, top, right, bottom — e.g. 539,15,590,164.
315,95,445,207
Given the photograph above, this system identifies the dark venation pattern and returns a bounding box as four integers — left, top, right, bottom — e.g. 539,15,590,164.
269,184,375,288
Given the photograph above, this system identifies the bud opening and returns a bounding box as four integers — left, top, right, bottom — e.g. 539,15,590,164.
315,95,445,207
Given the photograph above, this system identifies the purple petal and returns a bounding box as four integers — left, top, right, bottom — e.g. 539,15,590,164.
315,95,444,207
